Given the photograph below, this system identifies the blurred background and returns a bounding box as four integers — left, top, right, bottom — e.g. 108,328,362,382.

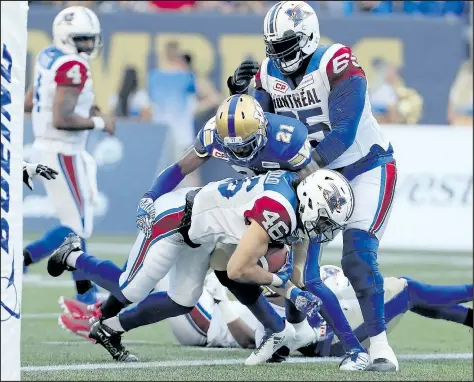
23,1,473,252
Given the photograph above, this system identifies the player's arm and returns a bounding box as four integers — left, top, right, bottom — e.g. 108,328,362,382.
24,84,34,113
310,45,367,168
226,219,274,285
52,60,112,133
143,144,209,201
137,131,210,238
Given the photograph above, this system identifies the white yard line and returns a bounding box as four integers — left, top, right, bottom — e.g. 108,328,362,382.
21,353,472,372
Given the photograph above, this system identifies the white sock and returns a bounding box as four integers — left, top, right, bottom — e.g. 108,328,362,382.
103,316,124,332
66,250,83,268
293,319,309,332
369,331,388,347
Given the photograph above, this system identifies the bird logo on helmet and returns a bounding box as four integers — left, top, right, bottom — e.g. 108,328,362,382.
214,94,268,166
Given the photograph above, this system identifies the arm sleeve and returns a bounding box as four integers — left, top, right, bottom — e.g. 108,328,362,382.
143,163,185,201
54,60,88,91
312,46,367,167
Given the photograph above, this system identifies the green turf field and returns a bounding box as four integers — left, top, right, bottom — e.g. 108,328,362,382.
21,234,473,381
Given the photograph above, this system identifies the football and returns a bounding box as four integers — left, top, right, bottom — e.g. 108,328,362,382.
258,245,288,273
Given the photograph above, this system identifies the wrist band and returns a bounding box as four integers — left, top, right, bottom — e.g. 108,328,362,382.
92,116,105,130
271,274,283,287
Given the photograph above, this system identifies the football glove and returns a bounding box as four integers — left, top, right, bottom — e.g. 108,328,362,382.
227,59,259,95
136,197,155,239
23,162,58,190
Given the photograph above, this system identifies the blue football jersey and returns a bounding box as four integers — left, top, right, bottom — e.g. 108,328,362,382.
195,112,312,176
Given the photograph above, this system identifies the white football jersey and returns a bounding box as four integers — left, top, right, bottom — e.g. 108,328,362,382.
31,45,94,154
188,171,300,246
255,43,391,170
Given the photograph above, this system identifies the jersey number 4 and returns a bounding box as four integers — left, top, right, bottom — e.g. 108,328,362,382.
66,64,83,85
262,210,289,241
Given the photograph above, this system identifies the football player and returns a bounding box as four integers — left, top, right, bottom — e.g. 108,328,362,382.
227,0,399,371
46,169,351,364
133,92,368,369
57,266,473,356
22,6,115,304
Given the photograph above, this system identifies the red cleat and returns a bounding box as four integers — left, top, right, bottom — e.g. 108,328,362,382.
58,313,98,342
58,296,102,319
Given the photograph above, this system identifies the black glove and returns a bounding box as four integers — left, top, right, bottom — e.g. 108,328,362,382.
227,60,259,95
23,162,58,190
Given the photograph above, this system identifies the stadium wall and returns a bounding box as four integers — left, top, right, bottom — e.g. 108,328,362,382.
1,2,29,381
22,121,472,252
25,9,467,125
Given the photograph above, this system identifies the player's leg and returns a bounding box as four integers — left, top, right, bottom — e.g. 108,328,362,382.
341,161,398,371
283,239,317,350
303,240,369,370
24,150,97,303
91,241,214,361
402,277,473,327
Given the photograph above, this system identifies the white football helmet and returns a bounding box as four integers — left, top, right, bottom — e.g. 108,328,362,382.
320,265,350,294
297,169,354,243
263,1,320,74
52,6,102,59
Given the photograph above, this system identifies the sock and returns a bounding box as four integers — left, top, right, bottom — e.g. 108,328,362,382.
101,295,127,319
118,292,192,332
25,225,75,264
369,331,388,346
406,278,473,307
284,298,306,324
75,280,93,295
74,252,127,303
245,295,285,334
103,316,124,332
306,280,365,353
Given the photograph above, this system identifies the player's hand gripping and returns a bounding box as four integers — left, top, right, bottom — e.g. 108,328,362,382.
273,246,294,286
228,60,259,94
136,197,155,239
23,162,59,190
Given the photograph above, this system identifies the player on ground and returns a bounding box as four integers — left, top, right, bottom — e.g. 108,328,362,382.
57,266,473,354
46,169,350,364
227,0,399,371
22,6,115,304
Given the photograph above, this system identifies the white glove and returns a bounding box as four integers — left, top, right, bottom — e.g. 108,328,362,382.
136,197,155,239
204,272,229,302
23,161,58,190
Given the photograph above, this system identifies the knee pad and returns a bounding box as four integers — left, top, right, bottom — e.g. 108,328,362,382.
214,270,262,306
342,229,383,297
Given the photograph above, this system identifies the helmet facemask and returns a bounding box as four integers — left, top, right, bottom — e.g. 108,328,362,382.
265,30,309,74
216,130,267,166
69,33,103,59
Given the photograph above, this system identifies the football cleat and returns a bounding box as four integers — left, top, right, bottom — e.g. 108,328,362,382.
58,314,97,342
245,321,295,365
339,349,371,371
59,296,102,319
369,342,399,372
89,321,138,362
47,233,82,277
